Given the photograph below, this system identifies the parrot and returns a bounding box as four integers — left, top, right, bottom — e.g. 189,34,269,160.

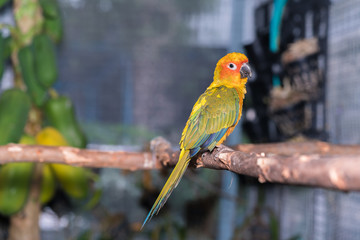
142,52,251,228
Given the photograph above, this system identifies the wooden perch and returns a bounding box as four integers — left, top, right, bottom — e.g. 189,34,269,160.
0,137,360,191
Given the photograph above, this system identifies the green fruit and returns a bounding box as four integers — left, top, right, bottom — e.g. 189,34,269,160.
33,34,58,88
0,163,34,216
40,164,56,204
0,89,31,145
44,96,87,148
50,164,89,199
18,46,48,106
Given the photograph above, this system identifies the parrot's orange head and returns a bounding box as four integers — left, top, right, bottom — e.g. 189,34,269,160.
212,52,251,89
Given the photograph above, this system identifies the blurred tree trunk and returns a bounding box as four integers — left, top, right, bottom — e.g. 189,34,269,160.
8,164,42,240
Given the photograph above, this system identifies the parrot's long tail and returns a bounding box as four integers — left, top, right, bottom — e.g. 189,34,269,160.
142,149,190,229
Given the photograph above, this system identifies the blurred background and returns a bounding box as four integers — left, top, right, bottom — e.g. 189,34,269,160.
0,0,360,239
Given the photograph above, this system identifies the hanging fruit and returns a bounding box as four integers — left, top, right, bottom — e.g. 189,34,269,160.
0,88,31,145
18,45,47,107
0,163,34,216
33,34,58,88
44,96,87,148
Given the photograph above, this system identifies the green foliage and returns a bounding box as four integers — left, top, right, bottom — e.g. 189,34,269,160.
44,16,63,43
0,0,9,8
0,34,11,83
39,0,60,19
3,36,12,59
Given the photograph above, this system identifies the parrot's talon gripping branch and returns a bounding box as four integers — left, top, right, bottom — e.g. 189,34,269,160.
208,145,233,170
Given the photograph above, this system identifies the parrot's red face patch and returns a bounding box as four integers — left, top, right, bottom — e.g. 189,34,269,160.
220,60,248,81
221,61,240,79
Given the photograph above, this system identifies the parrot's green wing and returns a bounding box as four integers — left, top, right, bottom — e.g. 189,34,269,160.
180,86,239,157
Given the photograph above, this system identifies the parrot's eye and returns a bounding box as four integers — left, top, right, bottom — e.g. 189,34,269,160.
228,63,237,70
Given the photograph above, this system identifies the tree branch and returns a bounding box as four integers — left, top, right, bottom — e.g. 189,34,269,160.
0,144,157,170
1,137,360,191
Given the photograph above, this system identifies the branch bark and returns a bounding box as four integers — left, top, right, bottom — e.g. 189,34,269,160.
0,144,156,170
1,137,360,191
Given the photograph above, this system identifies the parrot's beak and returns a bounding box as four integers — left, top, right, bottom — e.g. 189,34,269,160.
240,63,252,79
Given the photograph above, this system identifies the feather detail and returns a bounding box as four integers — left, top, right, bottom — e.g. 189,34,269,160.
141,149,191,229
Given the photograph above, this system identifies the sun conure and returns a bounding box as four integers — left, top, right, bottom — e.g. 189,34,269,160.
142,52,252,228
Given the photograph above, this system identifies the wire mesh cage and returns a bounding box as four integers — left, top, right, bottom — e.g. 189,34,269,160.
327,0,360,144
325,0,360,238
271,100,312,137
